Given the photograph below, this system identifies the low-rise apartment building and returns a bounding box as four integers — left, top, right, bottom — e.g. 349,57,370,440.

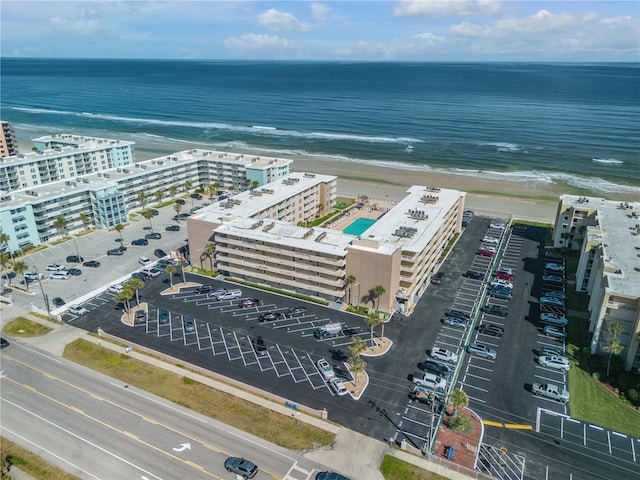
188,181,464,312
553,194,640,371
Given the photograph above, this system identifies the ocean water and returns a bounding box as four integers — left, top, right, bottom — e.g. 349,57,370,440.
1,59,638,195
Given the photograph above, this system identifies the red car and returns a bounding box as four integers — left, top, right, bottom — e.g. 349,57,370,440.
477,248,496,257
495,270,515,281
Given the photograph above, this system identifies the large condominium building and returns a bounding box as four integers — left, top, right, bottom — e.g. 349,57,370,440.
0,134,135,192
188,182,464,313
0,143,291,253
552,195,640,371
0,121,19,158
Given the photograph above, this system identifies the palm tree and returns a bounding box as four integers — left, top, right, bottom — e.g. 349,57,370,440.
53,215,68,240
202,242,216,271
449,388,469,418
605,321,625,376
349,336,367,357
348,355,367,384
114,224,125,244
154,189,164,205
244,178,251,190
166,265,176,287
169,185,177,199
13,260,28,291
127,278,145,305
173,203,183,222
0,252,10,275
178,258,188,283
365,310,383,348
141,210,154,232
373,284,386,310
79,212,91,231
0,231,10,256
183,180,192,194
115,287,134,313
345,275,356,305
251,180,259,190
137,191,148,209
208,183,220,198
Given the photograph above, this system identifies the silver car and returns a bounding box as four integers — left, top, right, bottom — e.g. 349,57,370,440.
467,342,497,360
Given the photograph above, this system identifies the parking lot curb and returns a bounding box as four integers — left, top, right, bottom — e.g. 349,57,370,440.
88,332,342,435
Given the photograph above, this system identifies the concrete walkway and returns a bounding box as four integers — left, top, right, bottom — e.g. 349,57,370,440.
0,304,475,480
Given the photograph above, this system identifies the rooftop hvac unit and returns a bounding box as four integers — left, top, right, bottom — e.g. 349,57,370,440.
315,232,327,242
303,228,315,239
262,223,275,232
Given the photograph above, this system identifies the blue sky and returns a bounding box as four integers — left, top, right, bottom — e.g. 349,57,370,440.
2,1,638,61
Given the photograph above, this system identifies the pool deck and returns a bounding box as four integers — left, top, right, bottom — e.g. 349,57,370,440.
327,201,387,232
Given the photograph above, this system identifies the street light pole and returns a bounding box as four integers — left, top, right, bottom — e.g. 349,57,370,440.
72,237,81,262
33,266,51,320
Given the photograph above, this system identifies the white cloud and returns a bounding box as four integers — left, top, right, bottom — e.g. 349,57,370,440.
395,0,501,18
414,32,446,44
311,3,331,22
257,9,312,33
600,16,633,26
224,33,289,50
50,16,106,36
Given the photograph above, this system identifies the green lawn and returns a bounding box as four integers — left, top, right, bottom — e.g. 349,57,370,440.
1,437,81,480
2,317,53,337
380,455,450,480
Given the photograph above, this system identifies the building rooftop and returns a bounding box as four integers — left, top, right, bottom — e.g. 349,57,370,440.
561,194,640,298
352,185,464,254
193,171,337,222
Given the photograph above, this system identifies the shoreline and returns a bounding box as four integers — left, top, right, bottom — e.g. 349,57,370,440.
12,130,637,223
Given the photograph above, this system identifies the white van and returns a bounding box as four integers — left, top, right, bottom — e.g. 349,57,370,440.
139,256,151,265
215,289,242,301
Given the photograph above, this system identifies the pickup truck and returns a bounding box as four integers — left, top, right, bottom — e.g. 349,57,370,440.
411,386,444,406
532,382,570,404
413,372,446,393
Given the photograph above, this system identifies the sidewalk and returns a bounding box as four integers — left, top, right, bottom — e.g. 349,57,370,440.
1,304,475,480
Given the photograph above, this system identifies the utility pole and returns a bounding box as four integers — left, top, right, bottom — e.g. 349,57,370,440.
33,266,51,320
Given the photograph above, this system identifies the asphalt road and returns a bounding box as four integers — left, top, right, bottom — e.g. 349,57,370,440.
1,340,326,480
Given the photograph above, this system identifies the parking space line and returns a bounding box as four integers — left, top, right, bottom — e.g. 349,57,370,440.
607,430,612,455
459,382,488,393
631,438,637,463
464,372,491,383
401,415,431,429
534,373,565,383
467,363,492,372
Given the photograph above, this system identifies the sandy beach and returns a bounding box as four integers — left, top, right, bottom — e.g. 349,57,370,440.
11,131,600,224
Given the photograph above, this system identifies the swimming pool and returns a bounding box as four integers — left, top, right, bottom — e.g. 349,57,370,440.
343,217,377,236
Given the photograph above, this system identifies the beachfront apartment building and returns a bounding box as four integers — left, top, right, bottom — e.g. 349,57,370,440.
0,134,135,192
0,141,292,253
188,181,464,312
552,194,640,372
0,121,19,158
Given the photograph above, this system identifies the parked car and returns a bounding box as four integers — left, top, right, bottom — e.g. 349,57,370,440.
495,270,515,281
190,193,203,200
224,457,258,479
139,256,151,265
317,359,336,380
545,262,565,272
478,324,504,337
195,284,215,294
183,316,195,332
448,309,471,320
142,267,162,278
477,247,496,257
489,284,512,294
149,208,159,216
543,291,566,300
430,347,459,364
108,284,123,294
540,313,568,327
46,263,65,271
490,279,513,289
543,325,567,340
175,199,186,205
49,271,70,280
258,311,283,322
540,296,565,307
207,288,228,299
285,306,308,317
431,272,445,285
315,471,350,480
442,317,468,329
68,268,82,276
0,337,9,349
165,225,180,232
328,378,348,396
215,289,242,301
154,249,167,258
158,309,170,324
490,222,506,229
24,272,45,281
83,260,101,268
52,297,66,307
145,232,162,240
482,304,508,317
543,275,564,284
539,345,568,358
131,272,149,282
467,342,497,360
252,336,267,356
107,248,125,256
538,355,571,371
465,270,485,280
421,359,452,378
490,290,512,300
68,305,89,315
66,255,84,263
239,298,262,308
132,238,149,246
482,236,499,244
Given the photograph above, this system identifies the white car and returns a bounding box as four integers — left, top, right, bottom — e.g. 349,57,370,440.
68,305,89,315
539,355,570,371
545,262,565,272
24,272,45,280
430,347,459,364
49,271,70,280
108,284,123,294
138,256,151,265
490,222,506,229
141,267,162,278
317,359,336,380
482,236,499,244
46,263,66,271
490,279,513,289
328,378,348,396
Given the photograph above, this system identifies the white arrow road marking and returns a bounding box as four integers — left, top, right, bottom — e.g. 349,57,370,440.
172,443,191,452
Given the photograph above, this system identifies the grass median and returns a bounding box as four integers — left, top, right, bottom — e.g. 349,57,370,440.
63,338,335,450
1,437,81,480
380,455,450,480
2,317,53,337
